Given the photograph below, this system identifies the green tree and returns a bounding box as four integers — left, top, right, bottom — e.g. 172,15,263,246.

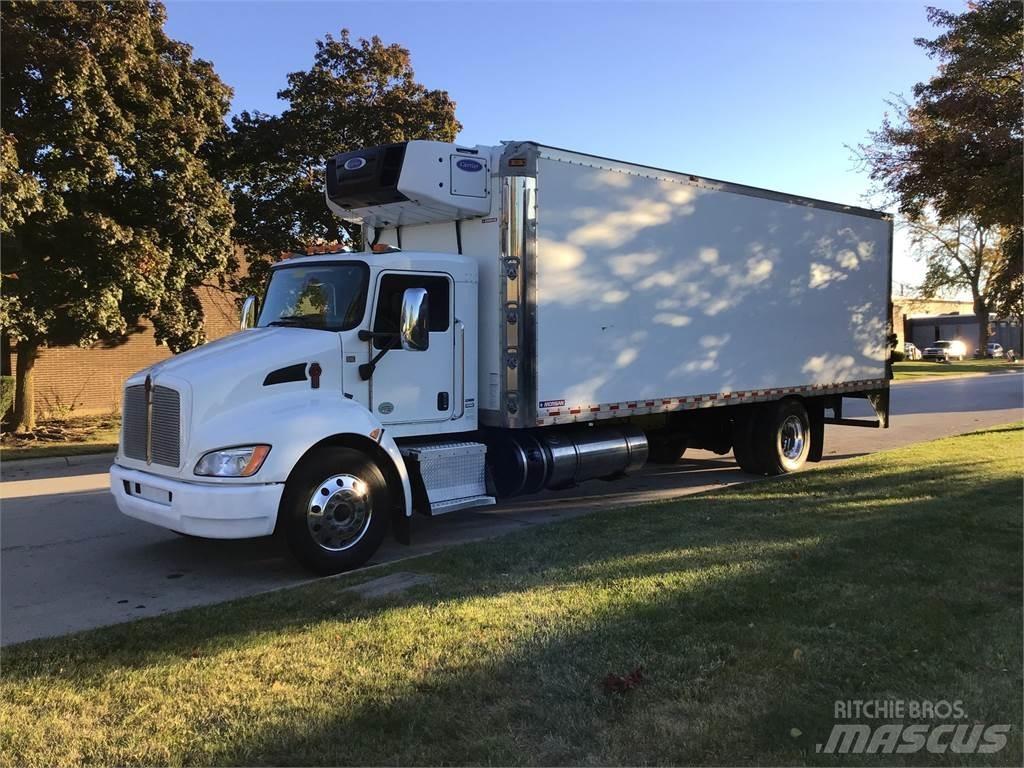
906,214,1006,353
222,30,461,295
1,0,234,432
858,1,1023,342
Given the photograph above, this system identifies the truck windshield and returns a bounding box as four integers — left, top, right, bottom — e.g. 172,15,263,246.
258,262,369,331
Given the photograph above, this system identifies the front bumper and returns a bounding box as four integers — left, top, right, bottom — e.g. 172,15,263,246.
110,464,284,539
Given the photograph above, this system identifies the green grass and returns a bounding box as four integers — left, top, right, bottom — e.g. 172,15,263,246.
2,425,1022,766
893,358,1022,380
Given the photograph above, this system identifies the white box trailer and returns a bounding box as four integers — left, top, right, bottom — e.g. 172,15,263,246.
110,139,891,574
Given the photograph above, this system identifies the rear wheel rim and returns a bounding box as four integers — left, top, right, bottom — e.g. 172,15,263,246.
306,474,372,552
780,414,806,461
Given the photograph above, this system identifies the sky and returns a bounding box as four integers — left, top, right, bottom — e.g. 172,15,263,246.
164,0,964,293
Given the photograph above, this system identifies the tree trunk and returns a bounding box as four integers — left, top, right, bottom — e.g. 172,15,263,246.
13,339,38,433
974,297,990,358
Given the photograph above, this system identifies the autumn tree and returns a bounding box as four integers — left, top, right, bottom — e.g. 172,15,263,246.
858,1,1023,350
222,30,461,295
1,1,235,432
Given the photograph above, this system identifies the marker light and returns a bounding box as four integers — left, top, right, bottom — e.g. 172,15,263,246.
194,445,271,477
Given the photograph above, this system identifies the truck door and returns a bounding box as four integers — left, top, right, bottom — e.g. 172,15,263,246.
368,271,454,424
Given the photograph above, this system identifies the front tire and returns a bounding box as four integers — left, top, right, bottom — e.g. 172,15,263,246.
281,447,390,575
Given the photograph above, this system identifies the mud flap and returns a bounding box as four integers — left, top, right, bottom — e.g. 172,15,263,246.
808,400,825,462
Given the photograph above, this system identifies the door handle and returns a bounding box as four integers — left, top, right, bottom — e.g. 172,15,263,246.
453,319,465,419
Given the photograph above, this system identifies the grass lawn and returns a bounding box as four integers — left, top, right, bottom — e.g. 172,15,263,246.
893,358,1023,380
2,425,1021,766
1,414,119,461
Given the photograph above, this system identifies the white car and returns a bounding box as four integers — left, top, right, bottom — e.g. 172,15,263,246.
986,342,1004,358
921,339,967,362
903,342,922,360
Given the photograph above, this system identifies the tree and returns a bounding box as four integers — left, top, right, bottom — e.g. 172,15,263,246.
906,214,1006,352
857,1,1023,329
1,1,234,432
222,30,461,295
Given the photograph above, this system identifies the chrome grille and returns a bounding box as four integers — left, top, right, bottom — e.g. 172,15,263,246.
120,383,181,467
122,385,147,460
151,386,181,467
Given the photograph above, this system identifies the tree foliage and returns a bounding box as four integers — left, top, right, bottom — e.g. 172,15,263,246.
222,30,461,294
1,0,234,429
907,213,1004,326
859,1,1023,316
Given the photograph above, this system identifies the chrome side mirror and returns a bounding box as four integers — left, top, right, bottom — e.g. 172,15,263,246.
399,287,429,351
240,295,258,330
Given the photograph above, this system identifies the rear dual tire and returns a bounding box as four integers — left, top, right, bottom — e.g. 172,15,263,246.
733,399,811,476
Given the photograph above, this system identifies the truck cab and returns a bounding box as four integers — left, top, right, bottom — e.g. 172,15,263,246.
111,243,491,574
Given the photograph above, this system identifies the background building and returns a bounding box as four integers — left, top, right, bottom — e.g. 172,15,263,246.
1,284,240,418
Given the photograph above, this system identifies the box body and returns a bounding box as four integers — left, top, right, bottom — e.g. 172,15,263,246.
368,141,893,429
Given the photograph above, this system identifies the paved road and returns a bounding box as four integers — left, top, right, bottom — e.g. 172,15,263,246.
2,372,1021,645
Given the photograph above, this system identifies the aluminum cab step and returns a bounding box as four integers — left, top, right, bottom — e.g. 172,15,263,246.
400,441,496,515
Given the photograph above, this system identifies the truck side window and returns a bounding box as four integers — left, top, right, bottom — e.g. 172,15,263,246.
372,274,451,349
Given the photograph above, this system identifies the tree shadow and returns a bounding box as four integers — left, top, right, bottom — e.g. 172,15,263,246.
4,449,1021,764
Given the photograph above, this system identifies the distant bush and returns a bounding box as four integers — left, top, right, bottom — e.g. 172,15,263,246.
891,350,905,363
1,376,14,421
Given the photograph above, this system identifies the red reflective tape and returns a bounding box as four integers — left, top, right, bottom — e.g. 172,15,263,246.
609,404,620,411
590,406,600,412
569,407,581,414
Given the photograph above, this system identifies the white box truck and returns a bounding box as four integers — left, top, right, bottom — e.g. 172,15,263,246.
110,140,892,573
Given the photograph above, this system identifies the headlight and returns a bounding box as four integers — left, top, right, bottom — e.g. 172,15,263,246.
194,445,271,477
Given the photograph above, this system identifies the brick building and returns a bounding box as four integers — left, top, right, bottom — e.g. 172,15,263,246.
2,283,241,418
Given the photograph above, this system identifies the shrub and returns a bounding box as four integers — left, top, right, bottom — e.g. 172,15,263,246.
0,376,14,421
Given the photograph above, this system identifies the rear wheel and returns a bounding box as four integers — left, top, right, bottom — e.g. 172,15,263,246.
281,447,390,575
753,399,811,475
646,431,687,464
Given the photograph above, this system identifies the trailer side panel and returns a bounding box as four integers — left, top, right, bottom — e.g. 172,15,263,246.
532,152,891,421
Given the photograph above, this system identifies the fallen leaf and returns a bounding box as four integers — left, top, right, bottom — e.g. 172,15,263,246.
790,728,802,738
602,666,645,695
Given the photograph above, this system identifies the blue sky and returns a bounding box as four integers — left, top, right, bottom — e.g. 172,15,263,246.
165,0,962,291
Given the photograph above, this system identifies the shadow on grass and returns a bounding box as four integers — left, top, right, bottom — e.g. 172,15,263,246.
3,428,1022,765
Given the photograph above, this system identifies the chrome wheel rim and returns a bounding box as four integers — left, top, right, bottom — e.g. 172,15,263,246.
306,474,372,551
780,415,806,461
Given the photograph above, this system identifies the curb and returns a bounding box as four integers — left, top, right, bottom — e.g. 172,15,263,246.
891,369,1023,385
1,451,116,473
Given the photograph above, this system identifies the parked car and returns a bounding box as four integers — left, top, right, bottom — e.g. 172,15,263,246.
904,342,922,360
922,339,967,362
985,342,1004,358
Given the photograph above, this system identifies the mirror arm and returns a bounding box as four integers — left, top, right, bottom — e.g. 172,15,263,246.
357,329,396,342
358,333,399,381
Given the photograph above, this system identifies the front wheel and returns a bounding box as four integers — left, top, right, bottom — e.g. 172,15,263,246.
280,447,390,575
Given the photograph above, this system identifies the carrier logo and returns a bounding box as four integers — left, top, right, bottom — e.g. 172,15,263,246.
343,157,367,171
456,158,483,172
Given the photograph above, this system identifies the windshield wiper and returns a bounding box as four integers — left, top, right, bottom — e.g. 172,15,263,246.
266,314,324,328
